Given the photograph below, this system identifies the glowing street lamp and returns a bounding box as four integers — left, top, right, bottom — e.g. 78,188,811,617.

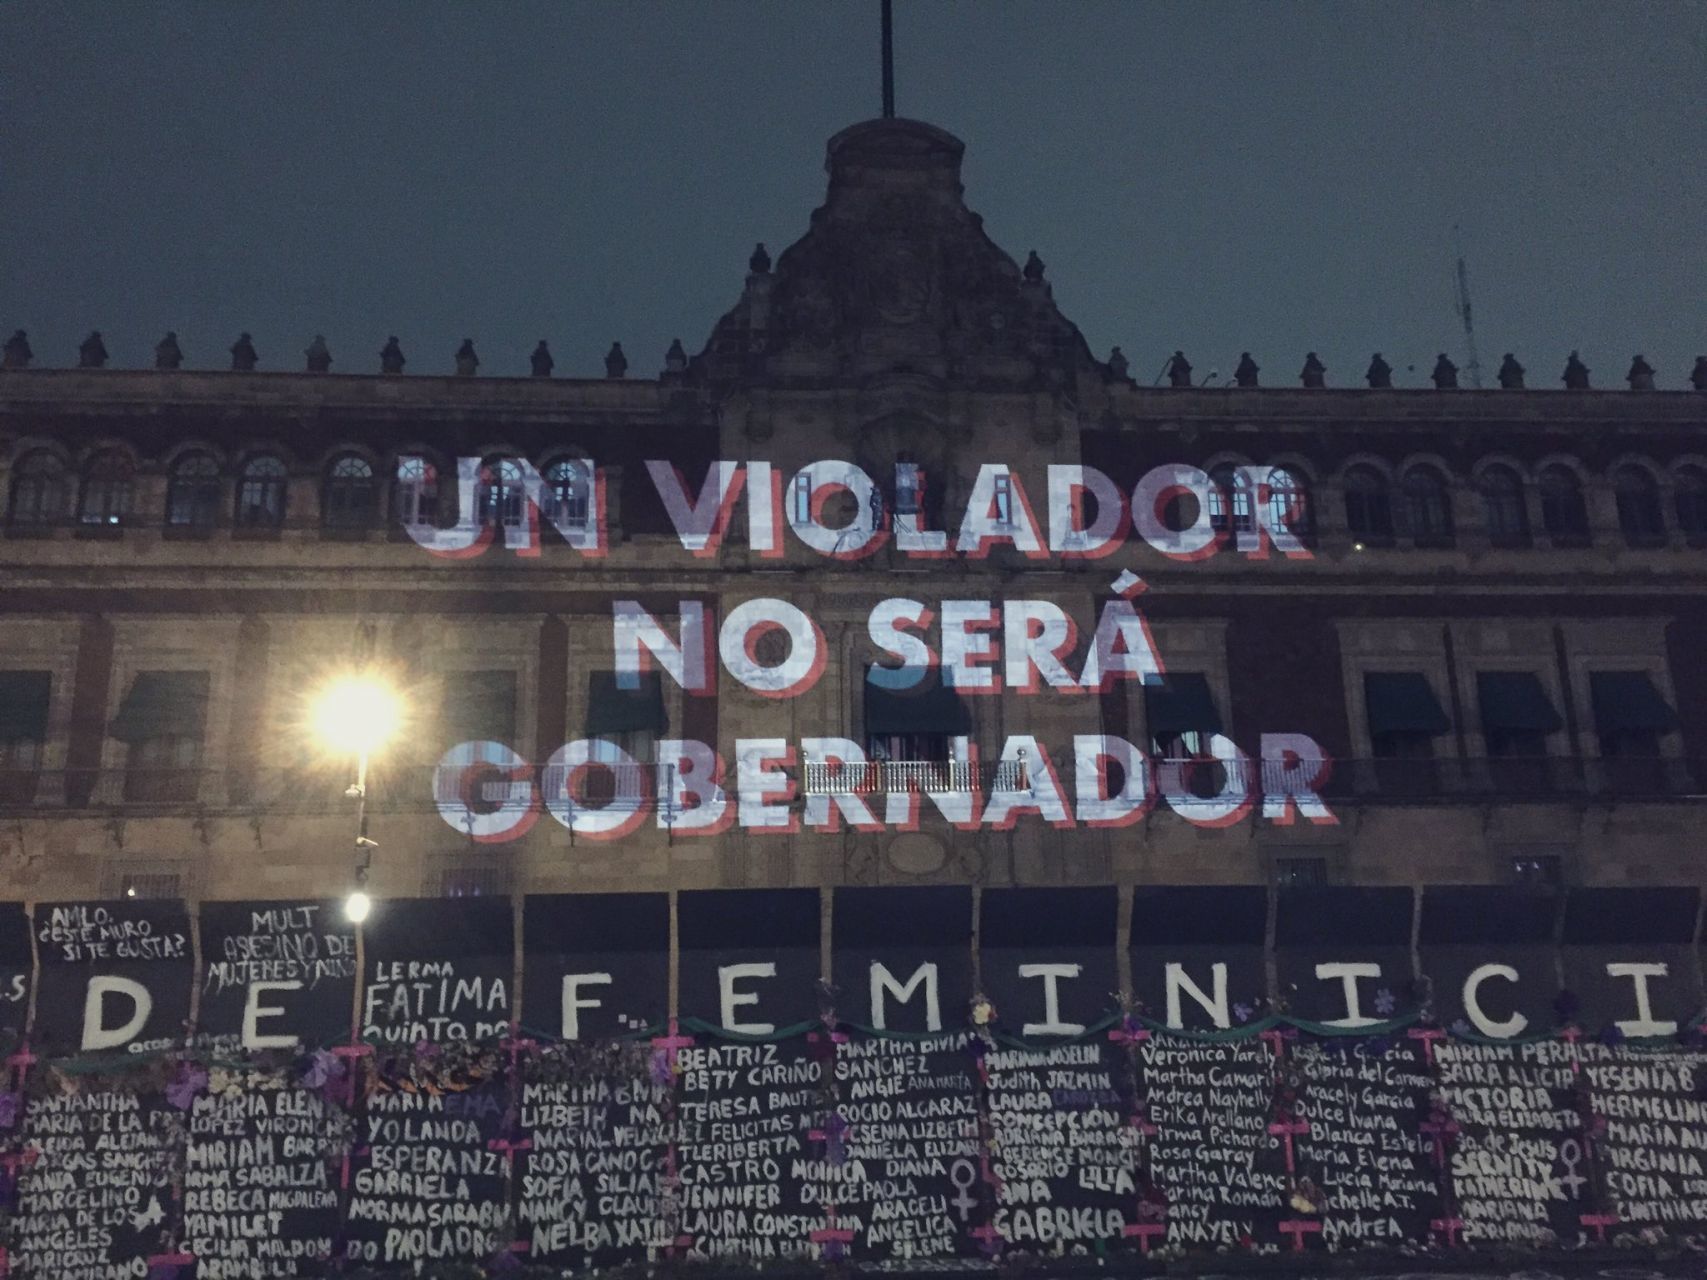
308,673,403,923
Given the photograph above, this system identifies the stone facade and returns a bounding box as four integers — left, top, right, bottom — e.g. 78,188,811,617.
1,119,1704,906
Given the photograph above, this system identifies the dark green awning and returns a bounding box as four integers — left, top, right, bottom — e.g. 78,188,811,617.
446,670,517,743
1144,672,1222,735
1364,671,1451,735
586,671,667,735
1477,671,1563,734
110,671,209,743
0,671,50,740
1589,671,1678,733
865,672,971,735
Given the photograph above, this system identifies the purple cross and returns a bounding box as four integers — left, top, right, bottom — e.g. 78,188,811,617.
969,1222,1004,1257
1108,1024,1150,1047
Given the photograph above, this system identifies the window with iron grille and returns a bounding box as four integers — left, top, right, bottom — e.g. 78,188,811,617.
122,872,183,899
1511,855,1563,887
542,459,590,527
235,456,288,528
1273,856,1329,887
7,451,69,527
79,451,134,526
436,863,511,898
322,455,377,530
166,453,222,530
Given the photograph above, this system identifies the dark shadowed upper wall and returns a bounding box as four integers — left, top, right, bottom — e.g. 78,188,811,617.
2,0,1703,385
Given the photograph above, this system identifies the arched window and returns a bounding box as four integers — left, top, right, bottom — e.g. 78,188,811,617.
1207,465,1253,536
166,453,222,530
393,456,439,527
1402,467,1454,545
78,450,134,527
1674,467,1707,545
234,456,288,529
479,459,527,531
1614,465,1665,546
1342,466,1394,544
541,458,590,528
1478,465,1529,547
1265,467,1313,541
7,452,69,528
322,455,376,530
1539,466,1589,542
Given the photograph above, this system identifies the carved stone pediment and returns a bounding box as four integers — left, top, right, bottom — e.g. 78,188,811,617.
693,119,1103,401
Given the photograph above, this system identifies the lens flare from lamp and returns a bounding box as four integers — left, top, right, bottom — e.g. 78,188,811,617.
344,890,372,924
310,675,402,757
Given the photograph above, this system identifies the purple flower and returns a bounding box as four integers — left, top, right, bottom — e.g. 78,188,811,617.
1233,1002,1254,1024
301,1049,343,1090
1373,988,1397,1017
650,1048,673,1087
166,1064,208,1110
1449,1018,1472,1036
412,1037,440,1061
0,1092,20,1129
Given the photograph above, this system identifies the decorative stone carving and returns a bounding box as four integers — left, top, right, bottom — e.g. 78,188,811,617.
694,119,1101,399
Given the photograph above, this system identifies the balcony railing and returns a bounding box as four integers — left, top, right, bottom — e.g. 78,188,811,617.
0,755,1702,815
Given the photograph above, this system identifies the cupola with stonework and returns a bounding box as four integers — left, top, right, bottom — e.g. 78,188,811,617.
693,118,1101,393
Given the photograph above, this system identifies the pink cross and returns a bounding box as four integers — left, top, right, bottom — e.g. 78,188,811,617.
1129,1111,1158,1138
502,1024,536,1070
1420,1116,1459,1168
0,1148,38,1176
1122,1222,1167,1252
1277,1219,1322,1251
969,1222,1004,1257
652,1019,694,1070
1407,1026,1446,1066
1430,1217,1464,1247
1559,1026,1584,1074
1108,1024,1150,1048
1268,1119,1309,1175
1258,1027,1294,1060
146,1253,196,1277
665,1233,694,1258
810,1227,855,1245
488,1136,533,1167
0,1244,9,1278
808,1029,848,1045
1580,1212,1618,1243
6,1043,35,1075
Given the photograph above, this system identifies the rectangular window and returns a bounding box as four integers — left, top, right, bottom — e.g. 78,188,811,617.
992,473,1014,527
113,671,210,804
444,670,518,745
1511,855,1562,887
0,670,51,804
895,464,921,516
437,864,511,898
121,871,184,900
791,472,812,526
1274,856,1328,887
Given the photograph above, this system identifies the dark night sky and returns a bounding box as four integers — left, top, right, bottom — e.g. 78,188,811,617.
4,1,1704,386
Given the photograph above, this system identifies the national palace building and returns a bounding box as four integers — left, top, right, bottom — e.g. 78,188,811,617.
2,116,1705,915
